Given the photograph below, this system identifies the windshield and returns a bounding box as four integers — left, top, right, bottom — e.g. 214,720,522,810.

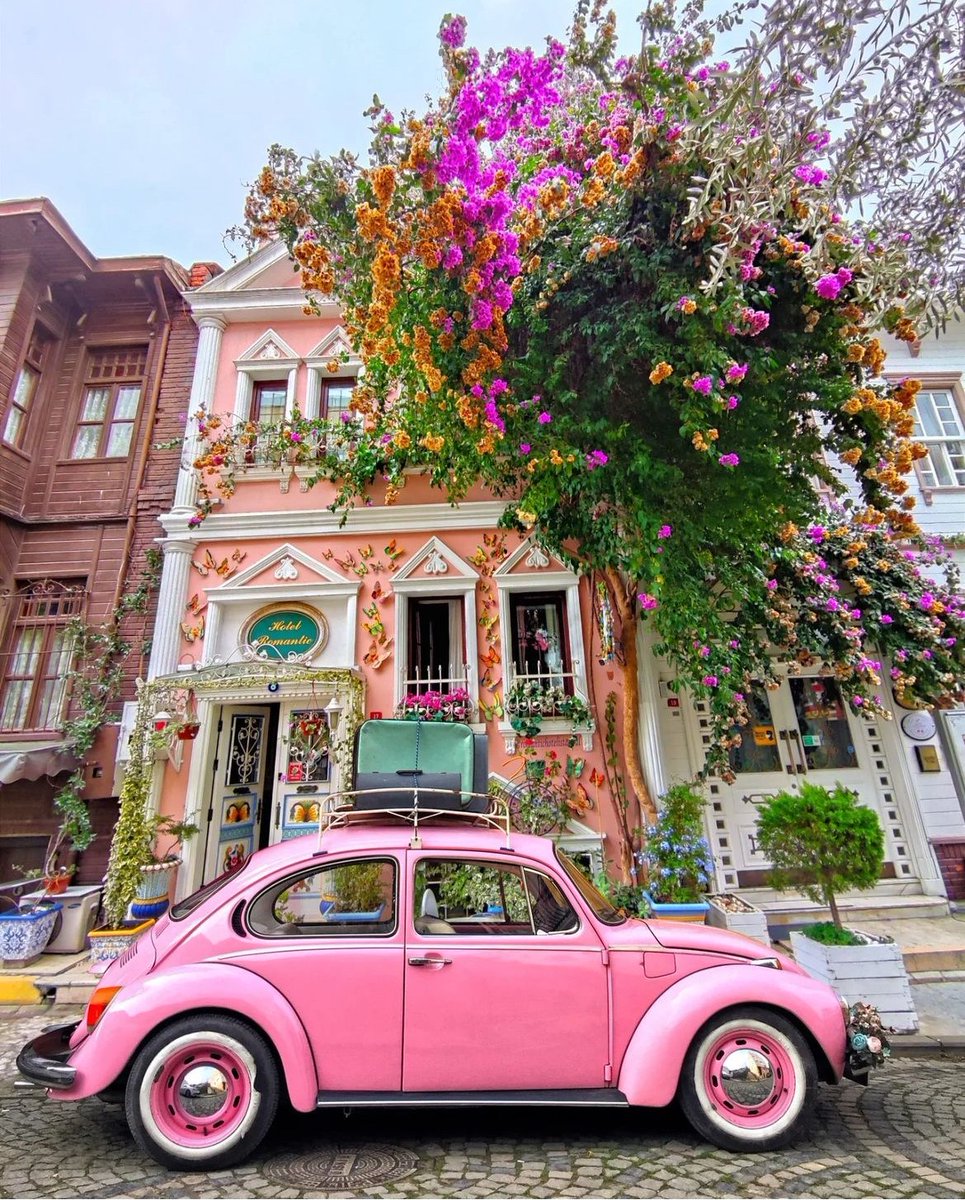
555,849,626,925
170,861,249,920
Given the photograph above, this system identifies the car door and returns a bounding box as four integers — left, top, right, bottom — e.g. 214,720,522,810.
229,854,405,1091
402,853,610,1092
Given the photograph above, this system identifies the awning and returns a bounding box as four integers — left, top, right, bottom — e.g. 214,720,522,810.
0,740,79,786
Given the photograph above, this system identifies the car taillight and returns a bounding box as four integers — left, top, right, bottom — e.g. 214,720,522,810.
86,985,122,1029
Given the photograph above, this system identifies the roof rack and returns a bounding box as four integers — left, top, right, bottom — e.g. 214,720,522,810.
317,787,512,848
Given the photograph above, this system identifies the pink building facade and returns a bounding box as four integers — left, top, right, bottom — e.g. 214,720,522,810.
142,244,614,894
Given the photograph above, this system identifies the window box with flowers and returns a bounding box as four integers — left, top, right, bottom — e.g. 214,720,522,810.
397,688,474,723
506,680,592,741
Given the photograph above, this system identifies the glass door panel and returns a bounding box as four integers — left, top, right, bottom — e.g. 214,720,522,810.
787,676,859,772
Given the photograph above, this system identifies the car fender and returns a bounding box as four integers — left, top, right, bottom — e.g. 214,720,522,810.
617,963,846,1108
49,962,318,1111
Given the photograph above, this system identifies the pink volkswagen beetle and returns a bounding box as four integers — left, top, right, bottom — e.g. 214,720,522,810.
19,724,853,1171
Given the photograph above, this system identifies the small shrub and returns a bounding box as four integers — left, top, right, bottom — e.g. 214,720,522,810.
755,782,884,929
800,921,863,946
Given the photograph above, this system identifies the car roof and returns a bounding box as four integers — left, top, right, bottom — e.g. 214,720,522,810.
242,821,560,882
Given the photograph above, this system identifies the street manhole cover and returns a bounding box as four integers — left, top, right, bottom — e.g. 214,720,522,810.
265,1143,418,1188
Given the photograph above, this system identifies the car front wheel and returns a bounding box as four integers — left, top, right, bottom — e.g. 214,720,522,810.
678,1006,817,1152
125,1015,279,1170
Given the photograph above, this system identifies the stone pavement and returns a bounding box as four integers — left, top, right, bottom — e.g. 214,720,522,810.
1,1006,964,1199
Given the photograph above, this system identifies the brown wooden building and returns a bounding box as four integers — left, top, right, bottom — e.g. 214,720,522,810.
0,197,216,884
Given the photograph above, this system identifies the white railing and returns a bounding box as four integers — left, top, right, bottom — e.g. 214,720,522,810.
398,666,473,722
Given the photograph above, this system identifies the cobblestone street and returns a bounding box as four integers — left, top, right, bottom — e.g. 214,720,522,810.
1,1007,963,1199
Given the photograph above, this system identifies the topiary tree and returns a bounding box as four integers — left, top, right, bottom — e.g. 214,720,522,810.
754,781,885,928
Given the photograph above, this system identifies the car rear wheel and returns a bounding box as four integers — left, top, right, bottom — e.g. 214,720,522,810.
125,1015,279,1170
678,1006,817,1152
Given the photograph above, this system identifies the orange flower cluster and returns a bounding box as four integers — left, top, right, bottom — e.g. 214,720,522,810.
413,325,444,393
649,361,673,384
370,165,396,209
292,238,336,295
585,236,620,262
420,433,445,453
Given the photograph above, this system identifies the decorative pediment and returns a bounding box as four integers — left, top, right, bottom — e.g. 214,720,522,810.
306,326,359,366
494,537,568,577
192,241,291,294
236,328,298,366
391,537,478,586
211,543,351,591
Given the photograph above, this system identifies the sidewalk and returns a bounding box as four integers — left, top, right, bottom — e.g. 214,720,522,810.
3,913,965,1056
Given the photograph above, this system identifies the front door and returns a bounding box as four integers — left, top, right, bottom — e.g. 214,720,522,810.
711,672,906,885
206,706,274,882
402,853,609,1092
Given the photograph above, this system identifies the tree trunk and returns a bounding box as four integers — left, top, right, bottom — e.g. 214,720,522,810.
604,569,659,831
824,879,842,930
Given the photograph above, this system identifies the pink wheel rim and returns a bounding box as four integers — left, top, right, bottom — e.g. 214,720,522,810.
148,1039,253,1147
702,1027,797,1130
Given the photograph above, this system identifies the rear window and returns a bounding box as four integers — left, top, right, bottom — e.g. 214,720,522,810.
170,861,249,920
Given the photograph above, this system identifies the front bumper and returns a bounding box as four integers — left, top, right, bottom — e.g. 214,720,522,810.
17,1022,79,1089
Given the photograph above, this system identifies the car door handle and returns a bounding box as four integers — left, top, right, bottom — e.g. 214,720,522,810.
408,955,452,967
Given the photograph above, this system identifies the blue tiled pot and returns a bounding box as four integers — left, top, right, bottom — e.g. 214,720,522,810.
0,902,62,964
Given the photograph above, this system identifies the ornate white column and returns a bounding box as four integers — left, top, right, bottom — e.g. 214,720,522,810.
172,315,227,516
148,539,196,679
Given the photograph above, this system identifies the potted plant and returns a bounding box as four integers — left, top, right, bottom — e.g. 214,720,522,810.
704,891,771,944
130,814,199,921
641,783,712,921
0,898,64,966
506,680,592,738
755,781,918,1032
90,700,192,971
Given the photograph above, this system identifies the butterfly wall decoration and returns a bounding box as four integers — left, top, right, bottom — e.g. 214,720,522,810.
362,640,393,669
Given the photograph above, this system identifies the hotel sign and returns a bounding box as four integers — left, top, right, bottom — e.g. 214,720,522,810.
244,608,326,661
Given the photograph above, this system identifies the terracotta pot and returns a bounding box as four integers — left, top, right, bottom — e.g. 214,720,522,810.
43,873,71,895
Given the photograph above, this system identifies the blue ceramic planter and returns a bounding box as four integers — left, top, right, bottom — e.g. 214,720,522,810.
642,892,709,922
0,902,63,964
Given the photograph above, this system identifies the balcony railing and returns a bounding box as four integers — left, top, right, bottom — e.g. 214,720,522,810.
397,667,473,723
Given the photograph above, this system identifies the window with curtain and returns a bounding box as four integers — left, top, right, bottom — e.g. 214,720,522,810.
0,581,85,731
509,592,570,688
70,345,147,459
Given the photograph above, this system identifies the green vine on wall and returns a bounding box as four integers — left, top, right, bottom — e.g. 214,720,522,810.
45,550,163,879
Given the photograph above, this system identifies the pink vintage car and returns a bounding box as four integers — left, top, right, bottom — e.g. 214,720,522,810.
18,810,855,1171
19,718,854,1170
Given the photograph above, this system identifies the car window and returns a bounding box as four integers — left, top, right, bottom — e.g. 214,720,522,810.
555,848,626,925
248,858,397,936
170,860,249,921
413,859,578,936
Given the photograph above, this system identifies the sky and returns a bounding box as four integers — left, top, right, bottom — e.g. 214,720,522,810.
0,0,651,270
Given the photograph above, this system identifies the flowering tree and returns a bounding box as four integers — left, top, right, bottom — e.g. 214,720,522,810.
217,0,964,852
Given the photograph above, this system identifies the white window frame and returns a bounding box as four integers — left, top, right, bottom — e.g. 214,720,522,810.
911,382,965,491
494,547,592,752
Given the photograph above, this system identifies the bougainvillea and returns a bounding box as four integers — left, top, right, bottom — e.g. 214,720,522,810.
207,1,964,820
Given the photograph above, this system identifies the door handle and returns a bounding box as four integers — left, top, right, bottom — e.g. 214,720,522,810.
788,728,809,774
408,955,452,967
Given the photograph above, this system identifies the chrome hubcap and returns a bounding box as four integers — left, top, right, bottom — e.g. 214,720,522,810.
177,1065,231,1119
718,1048,776,1106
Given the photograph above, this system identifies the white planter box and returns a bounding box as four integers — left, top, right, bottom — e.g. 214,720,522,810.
704,894,771,945
790,929,919,1033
